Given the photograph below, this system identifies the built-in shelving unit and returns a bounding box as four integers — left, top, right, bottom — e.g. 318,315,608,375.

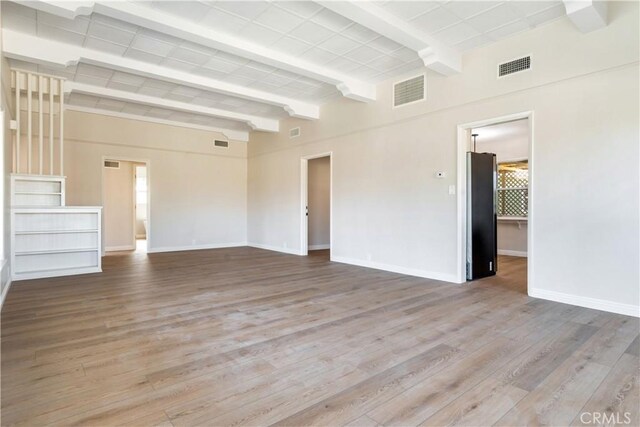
11,174,65,207
10,174,102,281
11,207,102,281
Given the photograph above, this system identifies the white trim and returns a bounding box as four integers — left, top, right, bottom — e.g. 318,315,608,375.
0,259,12,310
12,267,101,282
309,244,330,250
247,242,301,256
66,105,249,142
136,234,146,239
331,255,459,283
148,242,246,254
456,111,533,285
300,152,333,256
498,249,527,257
105,245,135,252
529,288,639,318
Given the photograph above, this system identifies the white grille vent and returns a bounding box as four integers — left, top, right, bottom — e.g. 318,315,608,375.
104,160,120,169
290,127,301,138
499,56,531,77
393,75,425,107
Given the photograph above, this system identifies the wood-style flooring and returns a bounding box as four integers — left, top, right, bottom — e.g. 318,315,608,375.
1,248,638,426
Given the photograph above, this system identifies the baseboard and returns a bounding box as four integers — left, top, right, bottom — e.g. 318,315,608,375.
147,242,247,254
330,255,458,283
247,242,302,256
105,245,136,252
529,288,640,317
0,259,12,311
309,244,330,250
12,267,102,282
498,249,527,257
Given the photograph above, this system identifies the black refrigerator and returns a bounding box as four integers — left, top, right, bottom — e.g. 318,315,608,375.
466,152,497,280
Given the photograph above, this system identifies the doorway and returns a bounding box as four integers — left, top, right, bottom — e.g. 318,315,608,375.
300,153,332,256
102,157,150,254
457,112,533,294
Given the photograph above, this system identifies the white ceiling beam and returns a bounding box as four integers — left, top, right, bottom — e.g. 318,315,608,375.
319,1,461,76
66,105,249,142
3,30,319,120
563,1,608,33
15,0,377,102
64,82,280,132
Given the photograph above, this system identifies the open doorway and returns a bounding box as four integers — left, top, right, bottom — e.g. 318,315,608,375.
457,113,532,294
300,153,332,257
102,158,150,254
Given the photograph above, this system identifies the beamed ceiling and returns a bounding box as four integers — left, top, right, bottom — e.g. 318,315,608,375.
2,1,607,141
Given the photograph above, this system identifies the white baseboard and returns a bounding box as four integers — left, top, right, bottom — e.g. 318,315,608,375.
147,242,247,254
498,249,527,257
13,267,102,282
330,255,458,283
529,288,639,318
247,242,303,256
309,244,330,250
105,245,136,252
1,259,12,311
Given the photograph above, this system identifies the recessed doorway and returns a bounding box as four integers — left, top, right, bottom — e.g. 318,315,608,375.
300,153,332,256
102,157,150,254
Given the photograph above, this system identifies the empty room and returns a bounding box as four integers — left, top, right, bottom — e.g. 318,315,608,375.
0,1,638,426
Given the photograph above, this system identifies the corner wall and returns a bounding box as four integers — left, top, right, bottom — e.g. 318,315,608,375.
248,2,639,316
64,110,248,253
1,2,13,307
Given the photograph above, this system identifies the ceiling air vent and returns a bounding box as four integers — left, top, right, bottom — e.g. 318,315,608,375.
104,160,120,169
214,139,229,148
393,74,425,107
290,127,301,138
499,56,531,77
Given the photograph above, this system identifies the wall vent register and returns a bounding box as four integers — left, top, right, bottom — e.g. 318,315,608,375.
104,160,120,169
214,140,229,148
393,75,425,107
290,127,301,138
498,56,531,77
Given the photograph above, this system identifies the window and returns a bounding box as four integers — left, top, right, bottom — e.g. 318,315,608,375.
497,160,528,218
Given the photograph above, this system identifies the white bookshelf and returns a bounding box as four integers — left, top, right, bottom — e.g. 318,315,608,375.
11,174,65,207
11,207,102,281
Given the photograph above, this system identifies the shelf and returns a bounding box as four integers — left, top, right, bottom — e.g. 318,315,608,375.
15,248,99,256
498,217,528,221
14,192,62,195
15,229,99,235
498,187,528,191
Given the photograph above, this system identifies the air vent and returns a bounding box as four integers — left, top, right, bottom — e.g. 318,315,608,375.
214,139,229,148
499,56,531,77
393,74,425,107
290,127,301,138
104,160,120,169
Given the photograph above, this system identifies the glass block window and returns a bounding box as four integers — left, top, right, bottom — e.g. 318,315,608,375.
497,161,528,218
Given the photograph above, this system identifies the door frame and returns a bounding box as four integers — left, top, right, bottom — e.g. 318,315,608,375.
456,111,534,292
300,152,333,256
101,156,151,254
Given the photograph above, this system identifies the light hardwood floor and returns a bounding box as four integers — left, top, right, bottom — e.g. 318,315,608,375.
1,248,638,426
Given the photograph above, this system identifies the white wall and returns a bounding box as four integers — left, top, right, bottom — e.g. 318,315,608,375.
104,160,135,251
64,110,248,253
248,2,639,316
308,156,330,249
135,165,147,238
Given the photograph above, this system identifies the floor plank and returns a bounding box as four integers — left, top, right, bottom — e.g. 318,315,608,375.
1,248,638,426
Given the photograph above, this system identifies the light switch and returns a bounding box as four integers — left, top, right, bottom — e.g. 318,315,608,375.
449,185,456,195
